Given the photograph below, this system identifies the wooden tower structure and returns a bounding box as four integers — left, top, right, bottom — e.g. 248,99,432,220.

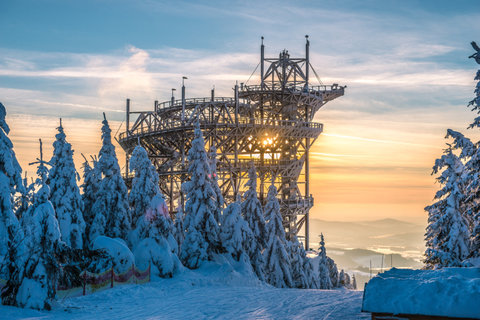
117,36,345,249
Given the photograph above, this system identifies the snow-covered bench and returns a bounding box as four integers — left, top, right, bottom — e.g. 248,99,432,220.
361,268,480,320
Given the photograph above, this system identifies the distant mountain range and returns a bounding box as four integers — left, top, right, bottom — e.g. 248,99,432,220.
305,218,426,289
307,218,426,260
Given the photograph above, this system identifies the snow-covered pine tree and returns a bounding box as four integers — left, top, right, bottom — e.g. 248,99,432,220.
208,145,224,224
339,269,346,286
0,102,28,307
263,183,292,288
352,274,357,290
14,172,33,221
220,195,254,262
302,248,319,289
287,237,309,288
465,43,480,258
129,145,172,247
318,233,332,289
424,149,470,268
344,272,351,288
89,114,131,243
16,139,66,310
180,122,221,268
242,164,266,280
81,154,101,246
173,205,185,255
327,256,339,288
47,120,85,249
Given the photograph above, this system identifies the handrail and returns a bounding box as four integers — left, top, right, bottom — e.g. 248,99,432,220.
156,97,236,110
240,84,345,95
119,117,323,141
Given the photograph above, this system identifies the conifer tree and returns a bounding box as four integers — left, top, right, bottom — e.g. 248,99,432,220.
318,233,332,289
424,150,470,268
288,238,309,288
339,269,346,286
14,172,33,221
16,140,66,310
352,274,357,290
242,164,266,280
263,183,292,287
327,256,339,288
208,145,224,224
300,244,319,289
48,120,85,249
466,42,480,258
173,205,185,255
220,195,253,262
0,102,28,306
180,123,221,268
81,155,100,246
89,114,131,242
129,145,172,247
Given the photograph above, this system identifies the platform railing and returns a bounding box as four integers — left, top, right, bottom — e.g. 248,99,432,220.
119,116,323,141
240,84,345,96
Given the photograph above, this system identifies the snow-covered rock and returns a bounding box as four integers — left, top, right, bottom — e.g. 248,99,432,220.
362,267,480,319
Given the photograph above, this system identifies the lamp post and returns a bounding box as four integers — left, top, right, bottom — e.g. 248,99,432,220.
181,76,187,123
171,88,176,106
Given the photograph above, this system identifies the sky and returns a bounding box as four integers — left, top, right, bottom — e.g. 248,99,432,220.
1,0,480,225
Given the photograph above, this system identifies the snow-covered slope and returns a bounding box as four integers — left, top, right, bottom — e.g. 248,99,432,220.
1,258,367,320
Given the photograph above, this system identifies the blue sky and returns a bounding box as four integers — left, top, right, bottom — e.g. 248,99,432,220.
1,0,480,222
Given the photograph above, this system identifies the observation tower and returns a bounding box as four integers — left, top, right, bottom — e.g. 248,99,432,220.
117,36,345,249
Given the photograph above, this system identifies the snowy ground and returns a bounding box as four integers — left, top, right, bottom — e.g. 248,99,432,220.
1,260,368,320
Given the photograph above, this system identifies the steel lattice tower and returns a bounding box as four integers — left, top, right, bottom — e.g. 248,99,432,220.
117,37,345,249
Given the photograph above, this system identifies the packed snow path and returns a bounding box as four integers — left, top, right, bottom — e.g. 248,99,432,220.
1,262,368,320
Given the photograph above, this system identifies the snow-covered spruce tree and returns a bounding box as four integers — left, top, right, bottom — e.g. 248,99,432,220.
208,145,224,224
327,256,339,288
0,102,28,307
14,172,33,221
352,274,357,290
173,205,185,255
129,145,162,229
263,183,292,288
424,150,470,268
16,140,66,310
81,155,101,246
465,42,480,258
220,195,254,262
47,120,85,249
128,145,172,243
89,114,131,243
302,250,319,289
180,122,221,268
339,269,352,288
242,164,266,280
317,233,332,289
287,237,310,288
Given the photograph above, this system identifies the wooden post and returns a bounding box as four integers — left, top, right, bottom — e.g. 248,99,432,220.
131,264,135,284
83,271,87,296
148,262,151,283
111,267,114,288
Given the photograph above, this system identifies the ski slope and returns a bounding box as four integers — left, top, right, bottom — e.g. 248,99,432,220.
1,260,368,320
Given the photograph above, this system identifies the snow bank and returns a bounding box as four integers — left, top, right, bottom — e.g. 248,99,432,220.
362,267,480,319
92,236,134,274
134,238,181,278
